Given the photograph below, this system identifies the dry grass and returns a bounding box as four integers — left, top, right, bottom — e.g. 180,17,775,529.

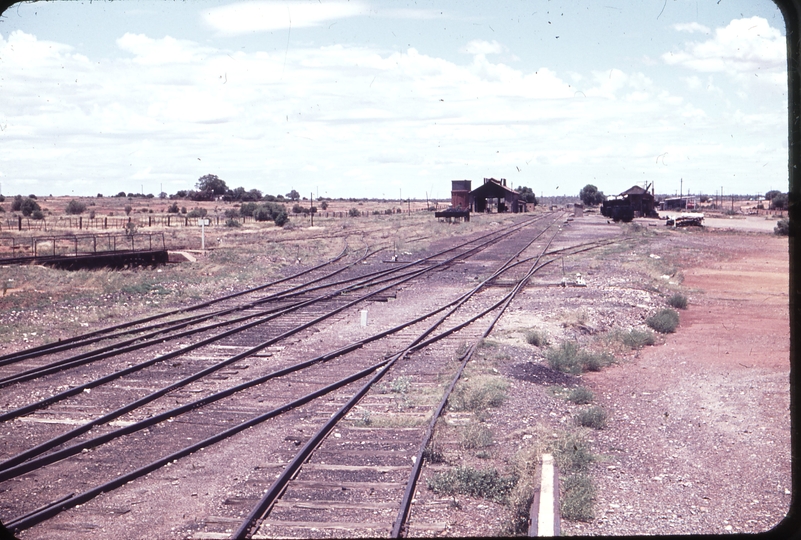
448,375,508,412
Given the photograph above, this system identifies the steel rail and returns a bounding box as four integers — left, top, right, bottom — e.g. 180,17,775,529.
0,261,435,423
391,227,563,537
0,215,541,406
5,364,382,534
0,216,554,469
0,251,437,387
3,215,560,534
0,217,566,477
231,214,566,538
0,230,497,387
0,215,539,370
0,300,457,481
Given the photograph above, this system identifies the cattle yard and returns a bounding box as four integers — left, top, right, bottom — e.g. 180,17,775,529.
0,208,791,539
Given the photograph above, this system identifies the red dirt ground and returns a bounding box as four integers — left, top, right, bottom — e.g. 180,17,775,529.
569,234,790,535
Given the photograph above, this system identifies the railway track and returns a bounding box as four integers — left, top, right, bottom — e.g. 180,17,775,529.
0,212,618,538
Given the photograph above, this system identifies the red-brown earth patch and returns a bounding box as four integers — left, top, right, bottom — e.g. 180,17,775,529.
567,234,790,535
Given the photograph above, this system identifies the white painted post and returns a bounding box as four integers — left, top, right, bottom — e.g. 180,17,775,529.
360,309,368,327
537,454,556,536
198,218,210,251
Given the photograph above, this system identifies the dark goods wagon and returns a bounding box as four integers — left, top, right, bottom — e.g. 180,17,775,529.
601,199,634,222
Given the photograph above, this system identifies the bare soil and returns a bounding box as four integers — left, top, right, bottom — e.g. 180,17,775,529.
567,230,791,535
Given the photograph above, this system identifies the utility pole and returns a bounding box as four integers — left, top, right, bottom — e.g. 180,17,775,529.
310,192,313,227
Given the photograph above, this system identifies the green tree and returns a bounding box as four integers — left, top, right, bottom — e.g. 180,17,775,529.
253,202,289,226
286,189,300,201
19,197,41,217
579,184,606,206
515,186,538,206
195,174,228,200
770,192,788,210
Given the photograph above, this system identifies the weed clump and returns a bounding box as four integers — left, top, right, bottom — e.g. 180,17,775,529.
390,375,411,394
549,432,594,473
423,443,445,463
545,342,614,374
502,447,539,534
449,376,508,411
575,406,607,429
667,293,688,310
427,466,516,503
621,328,656,349
646,308,680,334
460,423,494,449
568,386,594,405
561,473,596,521
525,329,549,347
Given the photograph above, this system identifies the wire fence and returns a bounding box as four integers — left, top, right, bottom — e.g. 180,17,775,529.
0,208,437,232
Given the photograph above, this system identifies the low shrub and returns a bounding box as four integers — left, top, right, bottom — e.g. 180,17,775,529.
225,218,241,228
775,218,790,236
65,199,87,215
524,329,549,347
667,293,688,310
621,328,656,349
546,342,614,374
449,376,508,411
575,406,607,429
561,473,595,521
427,466,516,503
646,308,679,334
568,386,594,405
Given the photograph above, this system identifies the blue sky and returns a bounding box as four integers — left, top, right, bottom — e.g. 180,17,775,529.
0,0,787,200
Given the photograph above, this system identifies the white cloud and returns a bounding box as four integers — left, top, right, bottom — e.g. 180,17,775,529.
0,20,787,198
116,33,213,65
203,1,367,35
663,17,785,74
673,22,710,34
461,40,504,56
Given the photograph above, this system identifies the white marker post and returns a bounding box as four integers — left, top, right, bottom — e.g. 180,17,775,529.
198,218,211,251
